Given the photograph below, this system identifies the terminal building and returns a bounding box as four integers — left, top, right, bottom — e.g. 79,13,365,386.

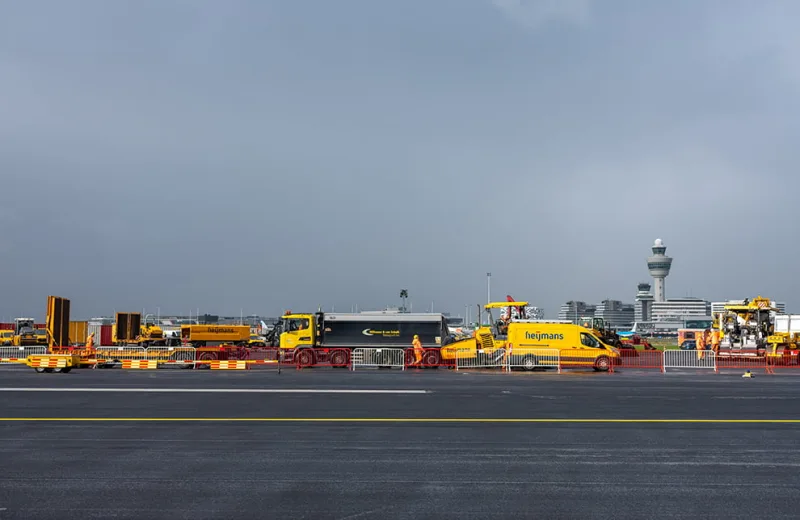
557,300,634,330
557,301,597,322
594,299,635,330
650,297,711,321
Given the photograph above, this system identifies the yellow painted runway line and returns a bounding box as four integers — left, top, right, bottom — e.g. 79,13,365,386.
0,418,799,423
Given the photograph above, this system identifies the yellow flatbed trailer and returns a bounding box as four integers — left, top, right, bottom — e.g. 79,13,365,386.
24,354,83,373
0,352,280,372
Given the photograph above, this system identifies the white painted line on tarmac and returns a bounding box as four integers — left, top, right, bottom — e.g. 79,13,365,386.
0,387,429,394
712,396,799,400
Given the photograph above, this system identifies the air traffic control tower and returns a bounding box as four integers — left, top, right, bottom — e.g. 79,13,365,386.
647,238,672,302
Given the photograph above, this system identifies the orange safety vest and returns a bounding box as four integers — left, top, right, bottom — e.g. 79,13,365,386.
696,333,705,348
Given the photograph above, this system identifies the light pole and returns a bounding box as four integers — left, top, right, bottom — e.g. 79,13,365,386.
486,272,491,305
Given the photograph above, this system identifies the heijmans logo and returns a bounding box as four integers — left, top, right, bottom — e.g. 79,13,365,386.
525,331,564,341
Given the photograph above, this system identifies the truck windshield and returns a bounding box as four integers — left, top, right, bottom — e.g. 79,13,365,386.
283,318,309,332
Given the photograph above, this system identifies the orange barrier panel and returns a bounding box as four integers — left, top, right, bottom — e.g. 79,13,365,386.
121,360,158,369
209,360,249,370
30,357,68,369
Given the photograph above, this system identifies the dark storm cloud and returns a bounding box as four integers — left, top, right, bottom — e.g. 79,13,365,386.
1,0,798,320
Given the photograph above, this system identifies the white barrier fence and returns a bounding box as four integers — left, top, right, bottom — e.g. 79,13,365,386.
663,349,716,371
94,346,148,362
453,347,561,371
94,346,196,364
507,348,561,372
455,347,507,370
0,346,47,364
351,348,406,370
144,346,196,364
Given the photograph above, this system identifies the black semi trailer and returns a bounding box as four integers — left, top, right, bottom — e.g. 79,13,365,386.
276,312,453,367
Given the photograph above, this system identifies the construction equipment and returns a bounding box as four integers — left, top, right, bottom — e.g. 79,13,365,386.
440,301,620,371
578,317,623,348
710,296,800,364
766,313,800,363
12,318,43,346
113,312,179,347
270,311,451,368
180,325,251,347
714,296,775,353
46,296,71,348
619,334,657,354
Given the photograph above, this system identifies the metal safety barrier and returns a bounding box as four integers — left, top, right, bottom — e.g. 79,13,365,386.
145,346,196,364
663,349,716,371
0,346,47,364
507,348,561,372
94,346,148,362
351,348,406,370
454,347,508,370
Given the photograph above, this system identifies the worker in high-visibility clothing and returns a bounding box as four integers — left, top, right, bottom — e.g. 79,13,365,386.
696,329,706,359
85,332,95,349
412,334,424,367
710,329,720,353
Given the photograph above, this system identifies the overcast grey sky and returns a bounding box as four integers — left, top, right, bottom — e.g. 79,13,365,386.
2,0,798,320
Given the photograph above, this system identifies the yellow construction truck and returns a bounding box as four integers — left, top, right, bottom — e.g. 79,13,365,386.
440,302,621,371
269,311,452,367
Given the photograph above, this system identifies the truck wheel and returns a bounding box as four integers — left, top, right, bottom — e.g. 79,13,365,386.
422,350,441,369
594,356,610,372
197,351,218,361
35,367,46,373
329,349,349,368
296,349,315,368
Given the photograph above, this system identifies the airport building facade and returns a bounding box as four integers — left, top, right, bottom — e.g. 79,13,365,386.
650,297,711,321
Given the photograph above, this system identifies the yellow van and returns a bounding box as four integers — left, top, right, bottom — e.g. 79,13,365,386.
506,321,620,371
441,310,620,372
0,330,12,346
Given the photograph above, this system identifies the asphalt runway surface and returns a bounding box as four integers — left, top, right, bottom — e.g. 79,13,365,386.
1,368,799,519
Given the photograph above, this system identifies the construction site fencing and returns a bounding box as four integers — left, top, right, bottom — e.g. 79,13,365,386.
615,351,665,371
663,349,716,371
506,348,561,371
765,351,800,373
404,348,449,368
715,353,767,373
145,346,196,364
0,346,47,364
453,347,506,370
93,346,149,362
351,348,406,370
